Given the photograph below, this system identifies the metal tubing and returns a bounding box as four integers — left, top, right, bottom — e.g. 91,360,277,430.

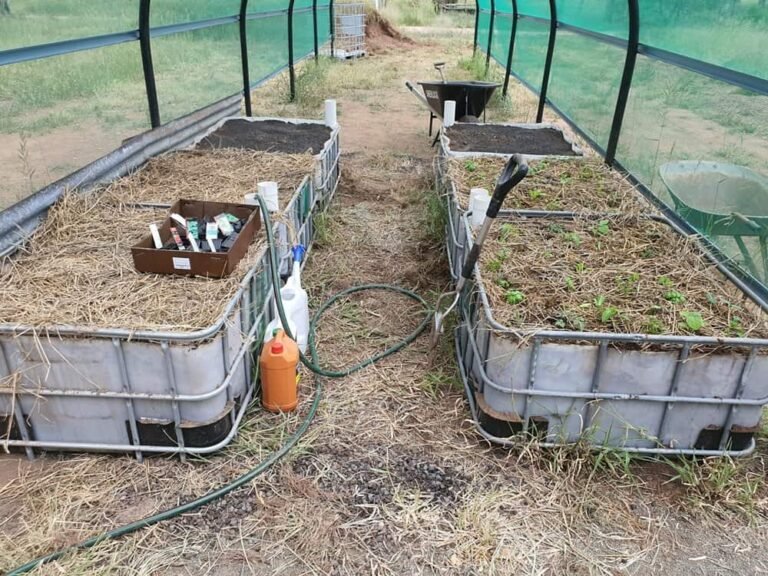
113,339,144,461
485,0,495,73
536,0,557,123
329,0,335,57
239,0,253,116
606,0,639,165
138,0,161,128
288,0,297,101
312,0,319,62
473,0,480,54
0,32,138,67
501,0,518,97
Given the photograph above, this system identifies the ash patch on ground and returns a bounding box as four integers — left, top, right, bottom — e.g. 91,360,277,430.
292,445,468,510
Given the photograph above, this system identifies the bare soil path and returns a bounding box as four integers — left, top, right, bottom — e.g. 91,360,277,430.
1,29,768,576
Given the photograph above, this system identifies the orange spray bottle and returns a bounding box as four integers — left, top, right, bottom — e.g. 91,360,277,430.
260,329,300,412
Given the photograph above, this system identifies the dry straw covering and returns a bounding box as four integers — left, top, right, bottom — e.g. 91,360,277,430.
0,150,314,332
446,157,649,214
480,214,768,339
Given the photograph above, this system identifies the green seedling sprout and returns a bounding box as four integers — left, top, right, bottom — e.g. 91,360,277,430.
706,292,718,306
497,278,510,289
464,160,477,172
529,188,544,200
487,259,502,273
593,220,610,236
664,290,686,304
565,276,576,291
498,223,518,241
505,290,525,305
548,223,565,235
644,317,665,334
729,316,744,337
658,276,674,288
575,261,587,274
496,248,510,262
680,310,704,332
563,232,583,247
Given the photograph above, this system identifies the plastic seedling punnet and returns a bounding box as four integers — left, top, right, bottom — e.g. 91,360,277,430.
190,116,341,210
436,135,583,283
0,174,317,462
439,122,583,161
455,210,768,457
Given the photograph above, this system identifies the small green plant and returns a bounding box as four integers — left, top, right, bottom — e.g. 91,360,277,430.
680,310,704,332
593,295,619,324
498,223,518,241
617,272,640,295
496,248,510,262
575,261,587,274
554,312,586,331
565,276,575,291
658,276,674,288
505,290,525,305
641,246,656,258
562,232,583,247
729,316,745,337
487,259,502,273
664,290,686,304
529,161,549,176
548,223,565,235
644,317,665,334
497,278,510,289
545,200,563,211
592,220,610,236
464,160,477,172
528,188,544,200
706,292,718,305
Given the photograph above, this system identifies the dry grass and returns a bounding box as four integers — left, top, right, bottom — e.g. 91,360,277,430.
107,149,313,209
481,214,768,338
446,156,650,214
0,149,315,332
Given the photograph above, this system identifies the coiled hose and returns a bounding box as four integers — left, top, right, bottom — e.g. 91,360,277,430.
7,195,432,575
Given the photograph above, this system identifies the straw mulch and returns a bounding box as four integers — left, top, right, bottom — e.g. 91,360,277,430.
108,149,314,208
481,214,768,339
446,157,650,214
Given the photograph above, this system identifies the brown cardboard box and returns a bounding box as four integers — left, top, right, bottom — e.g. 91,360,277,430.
131,199,261,278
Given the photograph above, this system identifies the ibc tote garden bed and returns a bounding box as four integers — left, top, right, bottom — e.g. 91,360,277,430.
457,210,768,455
0,148,319,459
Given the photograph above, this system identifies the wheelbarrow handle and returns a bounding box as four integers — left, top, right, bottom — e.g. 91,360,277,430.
459,154,529,281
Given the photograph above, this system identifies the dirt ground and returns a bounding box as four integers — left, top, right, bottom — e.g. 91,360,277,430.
2,28,768,576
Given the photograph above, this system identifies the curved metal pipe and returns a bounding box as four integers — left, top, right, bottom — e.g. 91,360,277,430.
536,0,557,123
239,0,252,116
288,0,297,101
606,0,639,164
502,0,518,97
139,0,161,128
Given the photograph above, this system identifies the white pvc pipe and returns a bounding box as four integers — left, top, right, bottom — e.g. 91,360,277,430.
443,100,456,127
324,99,338,128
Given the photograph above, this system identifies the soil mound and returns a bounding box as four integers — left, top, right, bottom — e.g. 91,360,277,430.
365,9,414,53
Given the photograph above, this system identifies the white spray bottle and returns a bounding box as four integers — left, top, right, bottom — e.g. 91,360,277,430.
263,245,310,354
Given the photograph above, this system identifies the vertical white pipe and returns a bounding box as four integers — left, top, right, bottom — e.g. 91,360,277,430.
324,99,338,128
443,100,456,127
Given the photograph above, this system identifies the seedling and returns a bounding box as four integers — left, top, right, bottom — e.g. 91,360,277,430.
505,290,525,305
496,248,510,262
601,307,619,323
617,272,640,295
498,223,518,241
496,278,510,289
658,276,674,288
554,312,586,331
464,160,477,172
575,261,587,274
548,223,565,234
664,290,686,304
729,316,745,337
579,166,596,180
641,247,656,258
565,276,575,291
546,200,563,211
706,292,718,306
592,220,611,236
487,258,502,273
644,317,665,334
529,188,544,200
680,310,704,332
563,232,583,247
529,161,549,176
559,174,572,185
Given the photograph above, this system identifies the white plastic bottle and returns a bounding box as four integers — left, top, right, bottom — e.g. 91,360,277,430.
263,246,310,355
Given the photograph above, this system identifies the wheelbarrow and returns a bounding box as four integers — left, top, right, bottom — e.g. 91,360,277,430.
406,62,500,138
660,160,768,281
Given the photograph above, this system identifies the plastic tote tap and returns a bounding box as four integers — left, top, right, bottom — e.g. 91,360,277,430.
260,329,300,412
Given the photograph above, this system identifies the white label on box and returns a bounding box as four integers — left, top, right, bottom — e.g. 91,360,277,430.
172,257,192,271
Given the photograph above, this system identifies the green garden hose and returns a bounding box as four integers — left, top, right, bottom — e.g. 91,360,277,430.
7,196,432,575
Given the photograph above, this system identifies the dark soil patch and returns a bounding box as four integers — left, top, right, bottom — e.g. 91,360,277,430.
196,119,332,155
292,445,468,512
446,123,579,156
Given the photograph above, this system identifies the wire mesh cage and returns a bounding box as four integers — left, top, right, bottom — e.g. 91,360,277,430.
333,3,366,59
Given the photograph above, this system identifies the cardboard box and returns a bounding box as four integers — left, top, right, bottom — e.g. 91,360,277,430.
132,199,261,278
